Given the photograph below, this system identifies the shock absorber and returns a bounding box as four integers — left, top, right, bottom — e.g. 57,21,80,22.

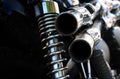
34,0,69,79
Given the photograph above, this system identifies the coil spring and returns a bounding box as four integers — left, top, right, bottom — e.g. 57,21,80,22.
38,13,69,79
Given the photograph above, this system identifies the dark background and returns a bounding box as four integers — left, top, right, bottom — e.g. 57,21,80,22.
0,1,48,78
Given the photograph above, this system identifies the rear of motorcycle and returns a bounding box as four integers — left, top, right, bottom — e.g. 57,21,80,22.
0,0,120,79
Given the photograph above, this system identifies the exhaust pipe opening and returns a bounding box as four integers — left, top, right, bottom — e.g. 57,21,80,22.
69,40,92,63
55,13,78,36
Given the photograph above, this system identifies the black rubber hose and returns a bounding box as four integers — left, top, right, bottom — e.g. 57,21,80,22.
91,50,114,79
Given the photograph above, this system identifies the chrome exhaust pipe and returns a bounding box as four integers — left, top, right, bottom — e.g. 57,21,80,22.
55,6,92,36
69,33,94,63
68,21,102,63
55,2,101,36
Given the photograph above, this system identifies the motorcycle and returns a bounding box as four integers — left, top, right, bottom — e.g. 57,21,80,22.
0,0,120,79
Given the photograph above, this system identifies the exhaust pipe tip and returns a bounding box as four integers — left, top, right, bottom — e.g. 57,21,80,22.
69,39,93,63
55,12,78,36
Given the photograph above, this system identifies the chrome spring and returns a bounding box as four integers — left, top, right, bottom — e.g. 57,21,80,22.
38,13,69,79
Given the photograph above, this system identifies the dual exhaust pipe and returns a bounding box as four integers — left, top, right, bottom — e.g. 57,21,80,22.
55,3,102,62
56,15,102,62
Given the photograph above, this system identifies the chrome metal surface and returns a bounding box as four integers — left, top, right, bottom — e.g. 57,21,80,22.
35,1,69,79
34,1,60,16
38,10,68,79
55,2,101,36
68,21,102,63
61,0,79,8
69,32,94,63
38,13,69,79
55,5,92,36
